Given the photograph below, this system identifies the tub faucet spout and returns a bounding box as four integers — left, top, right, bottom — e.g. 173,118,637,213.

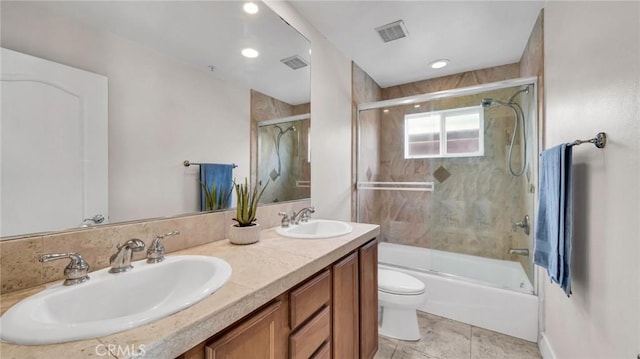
509,248,530,256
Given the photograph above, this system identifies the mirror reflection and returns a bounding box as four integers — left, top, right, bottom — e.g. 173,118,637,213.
0,1,310,239
258,115,311,203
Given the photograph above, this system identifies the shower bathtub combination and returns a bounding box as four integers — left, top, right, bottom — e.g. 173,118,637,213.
356,78,539,342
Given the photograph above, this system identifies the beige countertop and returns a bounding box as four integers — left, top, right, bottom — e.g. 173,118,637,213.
0,222,379,359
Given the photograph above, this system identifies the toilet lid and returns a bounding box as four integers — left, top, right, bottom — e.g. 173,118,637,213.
378,269,425,295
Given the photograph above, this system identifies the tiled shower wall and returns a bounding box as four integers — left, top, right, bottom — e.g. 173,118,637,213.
258,119,311,203
370,88,530,262
250,90,310,203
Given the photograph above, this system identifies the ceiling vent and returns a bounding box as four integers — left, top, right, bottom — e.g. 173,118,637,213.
280,55,309,70
375,20,408,43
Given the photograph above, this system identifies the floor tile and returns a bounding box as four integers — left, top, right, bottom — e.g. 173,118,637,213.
470,326,541,359
374,336,398,359
376,312,542,359
411,312,472,359
392,344,439,359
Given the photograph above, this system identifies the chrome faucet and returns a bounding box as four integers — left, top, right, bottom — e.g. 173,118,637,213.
512,215,530,235
109,238,145,273
291,206,315,225
39,252,90,286
147,231,180,263
278,212,291,228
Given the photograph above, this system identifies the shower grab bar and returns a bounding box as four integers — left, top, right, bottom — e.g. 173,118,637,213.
296,180,311,188
183,160,238,168
357,181,434,192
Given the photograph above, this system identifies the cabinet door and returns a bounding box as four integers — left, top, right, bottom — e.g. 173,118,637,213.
332,252,359,359
205,300,286,359
359,239,378,359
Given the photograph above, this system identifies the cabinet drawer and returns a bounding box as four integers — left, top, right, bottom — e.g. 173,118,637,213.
289,269,331,329
289,305,330,359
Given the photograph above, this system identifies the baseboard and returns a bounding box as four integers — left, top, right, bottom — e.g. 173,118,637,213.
539,332,557,359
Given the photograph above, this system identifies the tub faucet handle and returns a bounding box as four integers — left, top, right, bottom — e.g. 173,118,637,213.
512,215,530,235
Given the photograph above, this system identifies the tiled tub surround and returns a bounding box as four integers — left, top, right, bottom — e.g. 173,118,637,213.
250,89,310,203
0,199,310,294
0,220,379,358
258,119,311,203
359,87,534,265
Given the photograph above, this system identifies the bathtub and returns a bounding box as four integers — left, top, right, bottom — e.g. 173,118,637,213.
379,242,538,342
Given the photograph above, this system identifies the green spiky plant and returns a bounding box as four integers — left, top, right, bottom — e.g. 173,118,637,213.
233,178,268,227
200,182,233,211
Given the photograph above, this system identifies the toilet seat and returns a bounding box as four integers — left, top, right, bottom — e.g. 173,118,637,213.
378,268,425,295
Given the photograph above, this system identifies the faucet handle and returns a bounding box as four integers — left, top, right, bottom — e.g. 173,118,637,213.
278,212,290,228
147,231,180,264
39,252,90,286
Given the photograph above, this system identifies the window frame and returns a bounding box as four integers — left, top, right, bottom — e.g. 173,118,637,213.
404,105,484,159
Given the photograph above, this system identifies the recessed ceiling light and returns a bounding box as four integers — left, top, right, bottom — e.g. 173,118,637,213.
414,104,421,108
383,109,389,113
429,59,450,69
241,48,259,58
243,2,259,14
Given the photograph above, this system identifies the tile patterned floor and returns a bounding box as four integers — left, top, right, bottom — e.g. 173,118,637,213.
375,312,542,359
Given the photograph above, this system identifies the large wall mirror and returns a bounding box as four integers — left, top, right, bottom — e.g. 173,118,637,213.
0,1,310,239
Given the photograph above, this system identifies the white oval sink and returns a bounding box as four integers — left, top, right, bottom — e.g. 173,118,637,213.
276,219,353,239
0,255,231,345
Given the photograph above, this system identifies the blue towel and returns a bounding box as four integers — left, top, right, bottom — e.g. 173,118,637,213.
200,163,234,211
534,144,573,296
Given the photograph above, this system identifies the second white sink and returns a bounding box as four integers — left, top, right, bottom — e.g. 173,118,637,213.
276,219,353,239
0,255,231,345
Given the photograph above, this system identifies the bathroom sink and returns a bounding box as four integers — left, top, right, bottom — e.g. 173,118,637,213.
0,255,231,345
276,219,353,239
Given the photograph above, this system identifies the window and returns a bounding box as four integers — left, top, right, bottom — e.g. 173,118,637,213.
404,106,484,159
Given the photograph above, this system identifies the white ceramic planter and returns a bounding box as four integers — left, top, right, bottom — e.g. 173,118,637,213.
228,223,260,245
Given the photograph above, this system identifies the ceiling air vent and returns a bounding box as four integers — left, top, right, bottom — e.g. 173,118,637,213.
280,55,309,70
375,20,408,43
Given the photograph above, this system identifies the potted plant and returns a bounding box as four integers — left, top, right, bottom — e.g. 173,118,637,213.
228,178,268,245
201,182,233,211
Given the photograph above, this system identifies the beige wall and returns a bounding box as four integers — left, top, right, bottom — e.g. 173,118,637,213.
541,1,639,357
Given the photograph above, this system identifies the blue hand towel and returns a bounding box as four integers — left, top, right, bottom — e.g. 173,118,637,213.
534,144,573,296
200,163,234,211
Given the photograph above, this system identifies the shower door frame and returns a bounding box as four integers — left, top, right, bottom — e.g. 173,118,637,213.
355,76,540,294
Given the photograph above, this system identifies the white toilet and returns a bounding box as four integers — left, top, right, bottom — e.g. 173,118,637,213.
378,268,427,341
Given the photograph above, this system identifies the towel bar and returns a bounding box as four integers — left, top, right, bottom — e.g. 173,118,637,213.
183,160,238,168
567,132,606,148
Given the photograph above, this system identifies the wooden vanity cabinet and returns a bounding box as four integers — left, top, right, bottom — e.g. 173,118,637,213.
177,238,378,359
205,298,288,359
358,238,379,359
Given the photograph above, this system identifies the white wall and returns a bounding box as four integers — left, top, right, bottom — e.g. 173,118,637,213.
1,4,250,223
265,1,353,221
542,1,640,358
